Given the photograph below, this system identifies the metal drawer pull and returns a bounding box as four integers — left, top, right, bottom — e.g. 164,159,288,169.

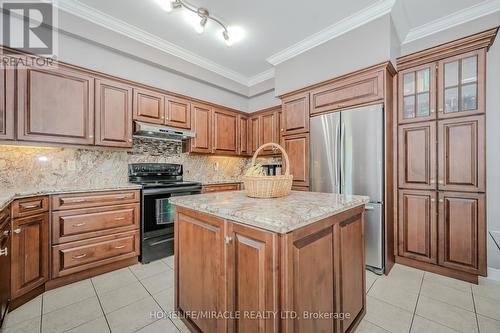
365,205,375,211
114,245,126,249
13,228,22,234
72,223,86,227
114,217,126,221
72,253,87,259
3,230,9,237
22,204,40,209
224,236,233,244
0,248,7,256
71,199,86,203
114,195,128,199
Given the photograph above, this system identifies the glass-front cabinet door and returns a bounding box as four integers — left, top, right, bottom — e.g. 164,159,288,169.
438,49,485,119
398,63,436,124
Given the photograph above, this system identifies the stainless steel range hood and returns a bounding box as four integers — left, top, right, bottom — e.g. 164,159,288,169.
133,122,195,142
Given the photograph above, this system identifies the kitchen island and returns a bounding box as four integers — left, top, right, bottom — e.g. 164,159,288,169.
171,191,369,333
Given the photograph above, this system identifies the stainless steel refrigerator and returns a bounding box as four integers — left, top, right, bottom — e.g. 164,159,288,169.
310,104,384,273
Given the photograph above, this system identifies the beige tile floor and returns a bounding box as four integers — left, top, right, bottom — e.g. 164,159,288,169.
2,259,500,333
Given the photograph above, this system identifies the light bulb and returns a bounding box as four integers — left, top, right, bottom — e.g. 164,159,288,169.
222,30,232,46
195,17,207,34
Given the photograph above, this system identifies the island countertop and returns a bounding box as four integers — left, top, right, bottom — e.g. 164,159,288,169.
170,190,369,234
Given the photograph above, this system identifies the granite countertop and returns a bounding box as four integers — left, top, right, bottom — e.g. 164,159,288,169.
0,184,143,211
170,191,369,234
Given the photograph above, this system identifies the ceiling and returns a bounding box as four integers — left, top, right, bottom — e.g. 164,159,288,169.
57,0,497,85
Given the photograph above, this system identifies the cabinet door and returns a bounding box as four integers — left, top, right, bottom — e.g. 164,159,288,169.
438,49,485,119
0,208,11,319
398,63,436,124
398,190,437,264
190,102,212,153
438,192,486,275
17,64,95,145
176,210,225,333
0,60,15,140
11,213,49,299
338,214,365,333
249,116,260,154
166,96,191,129
438,116,485,192
95,79,133,148
260,110,277,155
132,88,165,125
398,122,436,190
213,108,238,155
282,133,310,187
238,115,249,156
282,93,309,135
226,223,278,333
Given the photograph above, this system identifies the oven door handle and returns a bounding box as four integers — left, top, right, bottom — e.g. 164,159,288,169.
142,186,202,196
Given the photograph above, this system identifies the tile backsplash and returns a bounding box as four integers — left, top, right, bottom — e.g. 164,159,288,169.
0,138,250,192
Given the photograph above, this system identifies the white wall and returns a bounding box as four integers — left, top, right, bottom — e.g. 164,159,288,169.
248,90,281,112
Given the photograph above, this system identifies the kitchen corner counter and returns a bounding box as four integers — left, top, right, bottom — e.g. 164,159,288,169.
170,190,369,234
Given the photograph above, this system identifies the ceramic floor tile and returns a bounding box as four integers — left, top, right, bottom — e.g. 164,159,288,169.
106,296,162,333
365,296,413,333
153,288,175,313
162,256,175,270
130,261,170,280
472,279,500,302
354,319,390,333
420,279,474,311
136,319,179,333
92,267,138,295
170,317,190,333
98,281,150,314
0,317,41,333
64,316,110,333
365,271,377,293
41,296,103,333
42,279,96,314
410,315,460,333
473,295,500,321
424,272,472,292
141,270,174,295
415,295,478,333
477,315,500,333
3,296,42,328
377,265,423,294
368,277,419,312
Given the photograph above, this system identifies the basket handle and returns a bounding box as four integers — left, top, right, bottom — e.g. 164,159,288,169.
251,143,290,176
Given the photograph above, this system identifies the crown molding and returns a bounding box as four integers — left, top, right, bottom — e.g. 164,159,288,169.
403,0,500,44
266,0,395,66
248,68,275,86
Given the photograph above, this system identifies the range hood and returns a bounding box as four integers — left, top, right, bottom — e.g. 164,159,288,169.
133,122,195,142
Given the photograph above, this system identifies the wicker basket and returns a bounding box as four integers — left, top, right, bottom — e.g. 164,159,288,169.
243,143,293,198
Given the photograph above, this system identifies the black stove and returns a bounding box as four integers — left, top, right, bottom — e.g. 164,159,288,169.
128,163,202,263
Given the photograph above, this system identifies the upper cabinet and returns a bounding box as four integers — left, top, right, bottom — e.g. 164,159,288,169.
165,95,191,129
190,102,212,154
398,63,436,124
260,109,278,155
212,107,238,155
0,59,14,140
281,92,309,135
238,115,249,156
132,88,165,125
437,49,485,119
249,116,260,154
95,79,133,148
17,63,95,145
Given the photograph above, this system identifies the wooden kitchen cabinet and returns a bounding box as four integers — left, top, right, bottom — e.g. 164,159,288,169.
17,63,95,145
95,79,133,148
438,192,486,275
202,183,241,193
0,207,10,323
249,116,260,154
281,92,310,135
11,213,49,299
260,109,278,155
398,190,437,264
212,108,238,155
238,115,249,156
398,121,436,190
282,133,310,187
166,95,191,129
438,115,485,192
133,88,165,125
437,49,485,119
190,102,213,154
0,60,15,140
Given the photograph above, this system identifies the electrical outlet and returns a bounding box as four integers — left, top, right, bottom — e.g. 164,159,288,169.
490,231,500,251
214,162,219,171
67,160,76,171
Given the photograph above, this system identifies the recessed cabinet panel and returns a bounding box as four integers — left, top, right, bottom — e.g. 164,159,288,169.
398,190,437,263
213,108,238,155
166,96,191,129
260,111,277,155
238,116,249,156
17,65,95,145
250,116,260,154
438,192,486,275
0,60,15,140
133,88,165,124
398,122,436,190
282,133,310,187
438,116,485,192
190,103,212,153
281,93,309,135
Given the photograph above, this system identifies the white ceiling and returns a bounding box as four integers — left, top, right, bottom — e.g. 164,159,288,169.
57,0,498,85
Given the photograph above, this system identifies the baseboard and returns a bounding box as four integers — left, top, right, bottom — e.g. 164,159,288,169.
486,267,500,282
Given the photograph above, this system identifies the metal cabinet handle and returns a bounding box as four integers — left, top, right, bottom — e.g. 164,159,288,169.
22,204,39,209
224,236,233,244
0,248,7,257
365,205,375,211
430,179,435,184
2,230,9,237
438,180,444,184
72,223,86,228
114,245,126,249
114,217,126,221
114,195,128,199
72,253,87,259
71,199,86,203
13,228,21,234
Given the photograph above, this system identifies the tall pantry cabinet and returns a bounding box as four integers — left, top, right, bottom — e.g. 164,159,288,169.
395,28,497,281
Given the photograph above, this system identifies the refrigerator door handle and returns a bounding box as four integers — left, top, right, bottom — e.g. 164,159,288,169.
340,121,345,192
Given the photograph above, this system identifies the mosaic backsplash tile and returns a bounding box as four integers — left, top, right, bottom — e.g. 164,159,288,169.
0,138,250,193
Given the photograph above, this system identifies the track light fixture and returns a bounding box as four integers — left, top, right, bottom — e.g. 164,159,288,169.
157,0,241,46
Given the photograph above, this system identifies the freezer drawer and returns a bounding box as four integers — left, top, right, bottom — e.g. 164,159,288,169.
364,203,384,271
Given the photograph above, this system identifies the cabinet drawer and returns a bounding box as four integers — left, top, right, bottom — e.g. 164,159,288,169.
202,183,240,193
52,203,140,244
310,71,383,115
11,196,49,218
52,231,139,278
51,190,140,211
